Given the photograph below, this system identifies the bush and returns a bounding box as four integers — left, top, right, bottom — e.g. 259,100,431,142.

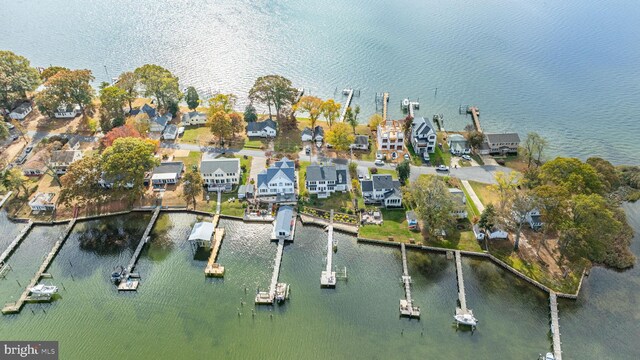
369,167,378,174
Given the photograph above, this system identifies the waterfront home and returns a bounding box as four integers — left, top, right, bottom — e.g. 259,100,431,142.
478,133,521,155
305,164,348,198
257,157,296,198
9,102,32,120
49,150,83,175
132,103,156,118
246,119,277,138
448,188,468,219
181,111,207,126
526,209,543,231
350,135,370,150
150,161,184,190
237,184,255,199
54,104,81,118
301,126,324,142
488,228,509,240
150,113,172,138
97,172,134,189
273,206,294,240
360,174,402,208
377,120,404,151
28,192,56,212
22,151,48,176
406,210,418,230
301,127,313,142
447,134,470,155
162,124,178,140
200,158,241,192
410,116,437,158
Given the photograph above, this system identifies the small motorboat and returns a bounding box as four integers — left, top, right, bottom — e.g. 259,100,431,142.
29,284,58,296
539,353,554,360
111,266,124,283
454,313,478,327
275,283,290,303
401,98,410,109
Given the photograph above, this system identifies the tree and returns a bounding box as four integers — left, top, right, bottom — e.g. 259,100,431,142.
248,75,296,119
185,86,200,110
101,125,142,147
397,160,410,184
410,176,455,238
0,121,8,140
509,190,536,250
354,105,361,123
1,168,29,195
40,66,68,81
345,106,358,133
208,93,236,114
368,113,383,131
243,103,258,123
208,110,233,146
478,204,496,231
134,64,181,113
321,99,341,128
532,184,571,253
99,85,128,131
101,137,158,200
538,157,604,195
491,171,520,213
115,71,138,112
325,122,354,152
182,168,203,209
348,162,358,179
586,157,621,192
229,112,243,136
296,96,323,129
35,69,95,117
466,130,485,150
522,132,547,168
0,51,41,113
59,154,104,208
126,112,150,136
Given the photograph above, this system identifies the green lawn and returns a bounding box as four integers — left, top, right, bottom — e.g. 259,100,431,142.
359,208,417,243
428,133,451,166
174,151,201,170
299,160,357,212
243,138,264,149
374,168,397,177
218,192,245,217
460,184,480,217
181,126,211,145
426,229,483,252
405,142,423,165
468,180,499,207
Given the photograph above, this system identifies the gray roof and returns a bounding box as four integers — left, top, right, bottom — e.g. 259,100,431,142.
247,119,277,132
275,206,294,234
182,111,206,122
448,188,466,205
257,157,295,187
50,150,81,164
11,102,31,115
412,117,435,137
141,104,156,118
353,135,369,145
302,127,313,137
361,180,373,192
200,158,240,174
152,113,172,129
163,124,178,135
314,126,324,137
67,137,80,148
336,169,347,185
153,161,184,175
188,222,214,241
372,174,396,190
485,133,520,144
306,164,337,182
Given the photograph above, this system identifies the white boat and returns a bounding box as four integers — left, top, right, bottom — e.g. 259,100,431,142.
544,353,554,360
29,284,58,296
275,283,290,303
401,98,410,109
454,313,478,327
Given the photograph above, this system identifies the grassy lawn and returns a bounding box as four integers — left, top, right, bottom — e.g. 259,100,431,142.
405,142,423,165
471,153,484,165
428,133,451,166
426,230,483,252
274,126,302,153
299,160,357,212
174,151,201,170
218,192,245,217
181,126,211,145
359,208,417,243
374,168,397,177
460,185,480,217
468,180,499,207
243,138,264,149
458,160,472,167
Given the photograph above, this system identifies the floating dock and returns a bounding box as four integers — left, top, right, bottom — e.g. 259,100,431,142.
338,88,354,123
466,106,482,132
255,238,287,305
2,219,76,314
205,227,225,277
382,92,390,121
320,210,336,287
0,221,34,266
117,206,161,291
399,243,420,318
454,250,476,325
549,292,563,360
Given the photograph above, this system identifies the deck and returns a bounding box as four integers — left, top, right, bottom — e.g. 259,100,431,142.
454,251,475,322
467,106,482,132
550,292,563,360
382,92,389,121
399,243,420,318
255,238,285,305
320,210,336,287
204,228,225,277
338,88,354,123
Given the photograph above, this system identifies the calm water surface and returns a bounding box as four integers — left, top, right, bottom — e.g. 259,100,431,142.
1,0,639,163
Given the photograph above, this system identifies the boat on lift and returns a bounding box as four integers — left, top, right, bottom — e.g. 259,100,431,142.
29,284,58,296
275,283,290,303
454,313,478,327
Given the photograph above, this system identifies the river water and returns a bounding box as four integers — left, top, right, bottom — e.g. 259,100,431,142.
1,0,640,164
0,207,638,359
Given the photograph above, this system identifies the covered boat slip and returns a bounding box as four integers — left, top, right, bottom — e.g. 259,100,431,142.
187,215,226,277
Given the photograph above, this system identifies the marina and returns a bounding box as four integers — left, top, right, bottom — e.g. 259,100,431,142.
320,210,336,287
453,251,477,328
399,243,420,318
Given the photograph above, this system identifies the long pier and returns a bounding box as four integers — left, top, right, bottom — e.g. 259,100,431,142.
255,238,285,304
454,250,476,324
338,88,354,123
549,292,563,360
117,206,161,290
2,219,77,314
467,106,482,132
399,243,420,318
320,210,336,287
0,221,34,265
382,92,389,121
205,224,225,277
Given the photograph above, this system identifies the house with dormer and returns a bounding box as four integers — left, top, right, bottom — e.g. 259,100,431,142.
200,158,241,192
256,157,296,197
360,174,402,208
247,119,277,138
410,116,437,158
305,164,348,198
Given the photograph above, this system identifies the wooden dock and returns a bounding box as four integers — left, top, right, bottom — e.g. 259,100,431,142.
255,238,285,305
205,228,225,277
549,292,563,360
382,92,390,121
2,219,76,314
399,243,420,318
320,210,336,287
0,221,34,265
117,206,161,290
467,106,482,132
454,251,476,323
338,88,354,123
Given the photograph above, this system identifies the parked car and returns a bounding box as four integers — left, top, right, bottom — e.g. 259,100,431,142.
461,154,472,161
25,146,33,153
305,145,311,155
376,153,384,160
326,143,333,149
11,134,19,141
374,159,384,166
5,122,15,129
435,165,449,172
403,153,410,160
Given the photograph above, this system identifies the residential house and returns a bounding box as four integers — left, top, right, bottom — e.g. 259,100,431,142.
54,104,81,119
410,116,436,158
97,172,134,189
313,126,324,142
200,158,241,192
150,161,184,190
237,184,255,199
66,137,80,150
360,174,403,208
301,127,313,142
246,119,277,138
305,164,348,198
448,188,468,219
49,150,83,175
150,113,172,138
273,206,294,239
181,111,207,126
377,120,404,151
22,151,48,176
406,210,418,230
162,124,178,140
28,192,56,212
256,157,296,197
139,103,156,118
488,229,509,240
9,102,32,120
480,133,521,155
526,209,543,231
448,134,470,155
350,135,370,150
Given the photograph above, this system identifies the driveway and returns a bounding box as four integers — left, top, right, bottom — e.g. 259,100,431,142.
249,156,266,184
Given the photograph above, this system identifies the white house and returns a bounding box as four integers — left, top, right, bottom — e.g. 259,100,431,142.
182,111,207,126
312,126,324,142
150,161,184,190
9,102,32,120
448,188,468,219
247,119,277,138
256,157,296,197
54,104,81,119
410,116,437,158
200,158,241,192
377,121,404,151
360,174,402,208
305,164,348,198
448,134,470,155
28,192,56,212
488,229,509,240
480,133,521,155
162,124,178,140
49,150,83,175
301,127,313,142
351,135,370,150
526,209,543,231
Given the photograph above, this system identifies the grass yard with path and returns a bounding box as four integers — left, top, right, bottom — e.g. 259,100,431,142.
468,180,499,207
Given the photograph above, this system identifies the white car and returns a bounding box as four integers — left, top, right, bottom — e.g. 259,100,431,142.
461,155,472,161
374,159,384,166
376,153,384,160
435,165,449,172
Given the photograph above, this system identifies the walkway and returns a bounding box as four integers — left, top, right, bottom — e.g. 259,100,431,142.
382,92,389,121
338,88,354,123
399,243,420,318
117,206,161,290
454,251,476,324
467,106,482,132
0,221,33,265
461,180,485,213
255,238,285,304
215,190,221,214
248,156,266,184
550,292,563,360
204,226,225,277
320,210,336,287
0,191,13,208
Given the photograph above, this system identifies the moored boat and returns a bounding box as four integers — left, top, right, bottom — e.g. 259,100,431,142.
454,313,478,327
29,284,58,296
